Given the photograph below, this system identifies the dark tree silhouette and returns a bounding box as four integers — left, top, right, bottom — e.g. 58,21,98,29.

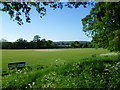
14,38,28,49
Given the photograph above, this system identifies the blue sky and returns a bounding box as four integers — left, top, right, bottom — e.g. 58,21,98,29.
1,4,93,42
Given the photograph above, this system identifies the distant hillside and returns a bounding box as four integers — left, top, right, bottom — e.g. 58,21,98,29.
54,41,90,43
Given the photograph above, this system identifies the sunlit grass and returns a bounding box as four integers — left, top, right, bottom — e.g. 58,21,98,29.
2,56,120,88
3,48,119,88
2,48,109,71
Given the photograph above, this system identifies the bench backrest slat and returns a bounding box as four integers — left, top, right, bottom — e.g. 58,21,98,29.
8,62,26,70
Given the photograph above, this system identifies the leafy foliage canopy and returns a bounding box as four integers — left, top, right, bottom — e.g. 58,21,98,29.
82,2,120,52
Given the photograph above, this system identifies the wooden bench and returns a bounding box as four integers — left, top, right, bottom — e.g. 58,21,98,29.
8,62,26,70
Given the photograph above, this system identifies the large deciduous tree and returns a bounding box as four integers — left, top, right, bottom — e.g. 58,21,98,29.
82,2,120,52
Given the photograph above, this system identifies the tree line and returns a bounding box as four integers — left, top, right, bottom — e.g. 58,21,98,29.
0,35,93,49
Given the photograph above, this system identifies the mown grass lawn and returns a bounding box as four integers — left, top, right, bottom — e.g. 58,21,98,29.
2,48,109,71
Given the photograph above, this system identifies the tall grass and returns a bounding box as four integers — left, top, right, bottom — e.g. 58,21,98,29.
2,55,120,88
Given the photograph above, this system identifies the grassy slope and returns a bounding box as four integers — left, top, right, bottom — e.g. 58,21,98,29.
2,48,108,71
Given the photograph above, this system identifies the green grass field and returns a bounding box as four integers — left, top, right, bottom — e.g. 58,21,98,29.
2,48,120,88
2,48,109,71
